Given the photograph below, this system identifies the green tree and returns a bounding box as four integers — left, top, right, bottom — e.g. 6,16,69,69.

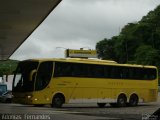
96,38,117,60
0,60,18,76
135,45,160,66
96,4,160,67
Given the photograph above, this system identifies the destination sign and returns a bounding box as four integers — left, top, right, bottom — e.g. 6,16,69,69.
65,49,97,58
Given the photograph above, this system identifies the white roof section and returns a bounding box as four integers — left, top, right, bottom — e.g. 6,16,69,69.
0,0,62,60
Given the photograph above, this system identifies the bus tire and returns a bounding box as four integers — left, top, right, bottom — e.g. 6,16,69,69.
129,94,138,107
52,94,65,108
117,94,127,107
97,103,106,108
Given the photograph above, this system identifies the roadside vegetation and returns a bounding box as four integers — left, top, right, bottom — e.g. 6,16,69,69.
0,60,19,77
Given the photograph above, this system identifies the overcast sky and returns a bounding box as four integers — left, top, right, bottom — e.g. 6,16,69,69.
10,0,160,60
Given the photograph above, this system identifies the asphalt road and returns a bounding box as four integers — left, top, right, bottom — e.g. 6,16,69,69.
0,101,160,120
0,103,111,120
0,93,160,120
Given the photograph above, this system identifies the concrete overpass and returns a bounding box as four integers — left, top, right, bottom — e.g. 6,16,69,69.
0,0,62,60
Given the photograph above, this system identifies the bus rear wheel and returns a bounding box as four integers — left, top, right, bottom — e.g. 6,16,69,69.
52,94,64,108
117,94,127,107
97,103,106,108
129,94,138,107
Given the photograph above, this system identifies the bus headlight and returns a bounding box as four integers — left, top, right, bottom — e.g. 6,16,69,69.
34,98,38,101
27,95,32,99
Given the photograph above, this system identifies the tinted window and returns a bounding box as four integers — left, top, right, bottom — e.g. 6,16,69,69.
35,62,53,91
54,62,157,80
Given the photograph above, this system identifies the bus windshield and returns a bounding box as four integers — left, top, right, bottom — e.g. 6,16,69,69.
13,61,38,92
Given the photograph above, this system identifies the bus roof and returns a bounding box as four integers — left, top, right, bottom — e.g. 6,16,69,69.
22,58,157,69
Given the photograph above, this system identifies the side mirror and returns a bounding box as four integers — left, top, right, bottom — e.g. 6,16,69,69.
29,70,37,81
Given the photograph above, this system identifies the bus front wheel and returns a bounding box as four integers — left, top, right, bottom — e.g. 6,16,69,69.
51,94,65,108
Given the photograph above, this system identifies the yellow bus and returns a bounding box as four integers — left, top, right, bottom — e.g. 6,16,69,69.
12,58,158,108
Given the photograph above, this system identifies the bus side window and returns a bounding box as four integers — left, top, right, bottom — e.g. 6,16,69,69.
142,69,148,80
104,66,110,78
62,63,72,77
54,63,61,77
94,65,104,78
86,64,92,77
72,63,85,77
110,67,114,78
121,67,129,79
137,68,146,80
88,64,95,77
35,62,53,90
128,68,134,79
149,69,157,80
134,68,140,80
110,66,121,79
140,68,145,80
54,62,67,77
